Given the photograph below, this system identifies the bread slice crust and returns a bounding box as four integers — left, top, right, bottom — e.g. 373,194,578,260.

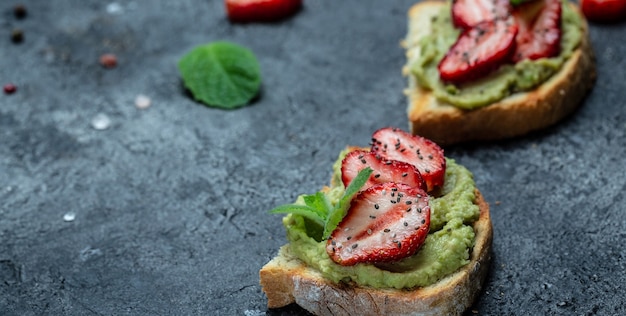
260,190,492,316
405,1,596,145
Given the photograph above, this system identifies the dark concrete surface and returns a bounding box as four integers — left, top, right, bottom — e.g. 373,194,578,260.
1,1,625,315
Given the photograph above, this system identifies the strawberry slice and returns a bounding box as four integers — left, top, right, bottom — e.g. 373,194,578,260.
371,127,446,192
225,0,302,23
326,182,430,266
438,18,518,83
512,0,561,62
341,150,427,192
452,0,513,29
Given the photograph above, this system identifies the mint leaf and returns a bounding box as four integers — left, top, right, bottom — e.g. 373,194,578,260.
269,204,325,227
322,167,372,239
178,41,261,109
510,0,533,5
269,191,333,227
270,168,373,240
303,192,332,219
340,167,373,207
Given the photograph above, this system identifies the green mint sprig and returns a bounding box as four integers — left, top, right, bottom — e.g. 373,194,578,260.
178,41,261,109
269,167,373,240
510,0,534,5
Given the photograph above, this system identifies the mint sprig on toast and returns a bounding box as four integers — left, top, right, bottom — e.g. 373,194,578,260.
269,168,372,240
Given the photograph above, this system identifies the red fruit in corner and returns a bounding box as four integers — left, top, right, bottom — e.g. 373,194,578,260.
341,150,427,192
438,18,518,83
580,0,626,23
452,0,512,29
99,53,118,69
512,0,562,62
3,84,17,95
225,0,302,23
326,182,430,266
370,127,446,192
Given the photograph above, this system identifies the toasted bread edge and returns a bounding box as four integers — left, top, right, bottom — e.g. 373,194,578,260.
405,1,596,145
259,189,492,316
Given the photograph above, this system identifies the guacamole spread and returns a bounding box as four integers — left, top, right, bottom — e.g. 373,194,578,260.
410,0,583,109
282,153,480,289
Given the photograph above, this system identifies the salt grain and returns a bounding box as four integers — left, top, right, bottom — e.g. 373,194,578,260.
63,212,76,222
91,113,111,130
106,3,123,14
134,94,151,109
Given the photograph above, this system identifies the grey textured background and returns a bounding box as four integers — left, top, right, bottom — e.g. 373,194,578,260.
1,1,625,315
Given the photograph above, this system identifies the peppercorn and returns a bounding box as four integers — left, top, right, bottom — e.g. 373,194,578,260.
11,29,23,43
14,4,27,19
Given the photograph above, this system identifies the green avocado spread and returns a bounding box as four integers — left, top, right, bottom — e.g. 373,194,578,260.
282,150,480,289
410,0,583,109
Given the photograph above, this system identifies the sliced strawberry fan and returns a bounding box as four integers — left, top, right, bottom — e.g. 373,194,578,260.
443,0,562,83
324,128,445,266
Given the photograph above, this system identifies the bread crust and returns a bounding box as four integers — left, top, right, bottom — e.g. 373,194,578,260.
404,1,596,145
260,190,492,316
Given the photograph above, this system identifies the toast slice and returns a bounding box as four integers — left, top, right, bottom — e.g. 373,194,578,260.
404,1,596,145
260,190,492,316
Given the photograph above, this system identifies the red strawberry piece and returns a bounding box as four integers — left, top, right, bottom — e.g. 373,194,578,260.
225,0,302,23
512,0,561,62
371,127,446,192
326,182,430,266
341,150,427,192
438,17,518,83
581,0,626,23
452,0,513,29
